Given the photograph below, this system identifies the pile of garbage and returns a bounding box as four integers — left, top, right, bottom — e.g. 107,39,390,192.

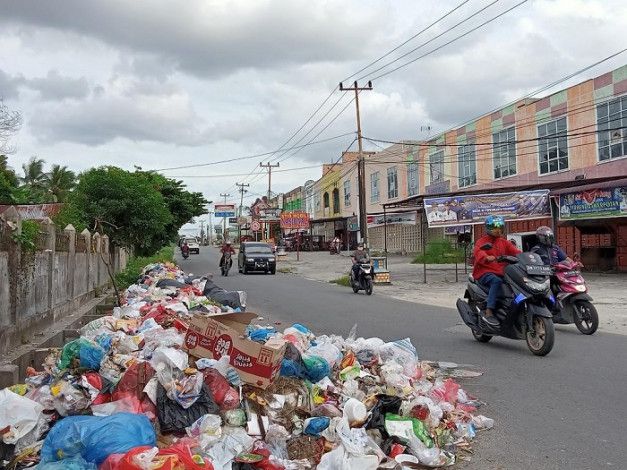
0,261,493,469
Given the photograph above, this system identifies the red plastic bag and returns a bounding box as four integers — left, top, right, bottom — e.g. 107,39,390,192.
249,441,285,470
113,362,157,420
430,378,460,404
103,442,213,470
202,368,240,410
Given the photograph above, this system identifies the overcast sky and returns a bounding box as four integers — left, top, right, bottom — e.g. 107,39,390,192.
1,0,626,229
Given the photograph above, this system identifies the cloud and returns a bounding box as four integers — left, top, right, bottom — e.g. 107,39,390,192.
0,69,24,100
26,70,90,100
1,0,380,79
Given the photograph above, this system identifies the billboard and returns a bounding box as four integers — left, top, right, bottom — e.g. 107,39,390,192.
559,186,627,221
215,204,236,218
367,211,417,228
280,211,310,230
424,190,551,228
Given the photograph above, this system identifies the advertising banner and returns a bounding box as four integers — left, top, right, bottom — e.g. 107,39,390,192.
424,190,550,228
215,204,236,218
559,186,627,220
367,211,417,228
280,211,310,230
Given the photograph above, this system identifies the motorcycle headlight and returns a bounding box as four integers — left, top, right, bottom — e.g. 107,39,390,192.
575,285,586,292
524,277,550,292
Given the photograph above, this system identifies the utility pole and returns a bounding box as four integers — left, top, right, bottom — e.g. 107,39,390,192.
340,80,372,247
208,211,214,246
236,182,249,244
220,192,230,242
260,162,279,241
199,220,205,244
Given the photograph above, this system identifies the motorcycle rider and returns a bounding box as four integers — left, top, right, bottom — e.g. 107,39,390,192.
219,240,236,267
181,241,190,257
531,226,572,266
472,215,521,327
351,243,371,283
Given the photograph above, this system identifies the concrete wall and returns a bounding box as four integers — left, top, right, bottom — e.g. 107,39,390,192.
0,217,128,354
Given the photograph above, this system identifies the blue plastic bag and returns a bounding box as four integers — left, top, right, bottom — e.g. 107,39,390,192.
40,413,156,465
37,455,97,469
303,416,331,436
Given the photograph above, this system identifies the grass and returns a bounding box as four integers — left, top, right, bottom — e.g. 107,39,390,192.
277,266,294,274
412,238,465,264
330,274,351,286
115,245,175,289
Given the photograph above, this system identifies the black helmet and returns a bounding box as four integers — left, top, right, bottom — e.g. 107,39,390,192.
536,226,554,246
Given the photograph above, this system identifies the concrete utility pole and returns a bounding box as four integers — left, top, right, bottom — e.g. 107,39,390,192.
260,162,279,241
208,211,214,245
220,193,231,242
236,182,249,243
199,220,205,244
340,80,372,247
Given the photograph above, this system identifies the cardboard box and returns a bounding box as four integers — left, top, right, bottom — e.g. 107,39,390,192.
184,312,286,389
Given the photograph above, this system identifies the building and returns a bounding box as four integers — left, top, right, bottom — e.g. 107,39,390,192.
283,186,304,212
384,64,627,270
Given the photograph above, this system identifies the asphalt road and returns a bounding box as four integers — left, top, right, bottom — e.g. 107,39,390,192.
180,247,626,470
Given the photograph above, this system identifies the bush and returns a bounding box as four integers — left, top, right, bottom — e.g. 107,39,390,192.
115,245,174,289
413,238,465,264
330,274,351,286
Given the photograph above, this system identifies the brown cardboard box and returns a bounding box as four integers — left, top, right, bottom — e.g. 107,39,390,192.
184,312,286,389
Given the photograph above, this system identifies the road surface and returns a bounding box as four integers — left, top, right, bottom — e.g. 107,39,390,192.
179,247,626,470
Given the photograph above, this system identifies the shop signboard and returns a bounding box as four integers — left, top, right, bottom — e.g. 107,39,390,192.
367,211,417,228
444,225,472,235
280,211,310,230
424,189,550,228
215,204,236,218
559,186,627,221
347,216,360,232
259,207,282,221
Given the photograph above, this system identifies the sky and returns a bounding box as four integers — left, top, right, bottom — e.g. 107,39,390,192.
1,0,626,232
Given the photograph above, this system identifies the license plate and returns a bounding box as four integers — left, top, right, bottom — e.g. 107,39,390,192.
527,265,551,275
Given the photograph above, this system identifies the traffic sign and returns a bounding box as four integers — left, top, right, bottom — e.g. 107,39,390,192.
251,220,261,231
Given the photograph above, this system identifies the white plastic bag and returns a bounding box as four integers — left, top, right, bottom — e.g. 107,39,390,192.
0,389,44,444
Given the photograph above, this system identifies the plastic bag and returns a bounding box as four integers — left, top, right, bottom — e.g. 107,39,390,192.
301,355,330,383
306,343,341,368
156,383,219,433
0,389,44,444
343,398,368,425
430,378,460,405
40,412,156,465
365,395,402,438
168,372,204,409
379,339,418,378
150,347,189,371
58,338,105,370
303,417,331,436
186,414,222,449
91,395,144,417
202,368,240,410
52,381,91,416
37,455,98,469
264,425,290,460
116,442,213,470
384,413,433,448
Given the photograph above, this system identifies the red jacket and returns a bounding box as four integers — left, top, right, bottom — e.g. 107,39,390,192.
220,245,236,254
472,235,521,279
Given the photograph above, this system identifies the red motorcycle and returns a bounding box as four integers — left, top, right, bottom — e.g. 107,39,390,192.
551,260,598,335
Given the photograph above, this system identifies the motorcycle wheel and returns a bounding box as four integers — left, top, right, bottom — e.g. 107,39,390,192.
365,279,373,296
525,315,555,356
574,301,599,335
468,300,492,342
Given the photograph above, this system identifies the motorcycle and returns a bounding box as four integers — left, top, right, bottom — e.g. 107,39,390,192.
350,262,373,295
329,241,341,255
221,252,232,277
551,260,598,335
182,248,189,260
456,245,556,356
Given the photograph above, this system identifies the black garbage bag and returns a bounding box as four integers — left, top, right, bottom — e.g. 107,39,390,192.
156,383,219,434
231,464,257,470
202,279,243,309
365,394,402,438
155,279,187,289
380,435,412,456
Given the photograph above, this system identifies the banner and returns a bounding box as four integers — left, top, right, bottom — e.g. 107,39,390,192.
559,186,627,221
280,211,310,230
215,204,235,218
424,190,550,228
367,211,417,228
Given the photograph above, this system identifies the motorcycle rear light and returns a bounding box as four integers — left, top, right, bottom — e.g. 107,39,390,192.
514,293,527,304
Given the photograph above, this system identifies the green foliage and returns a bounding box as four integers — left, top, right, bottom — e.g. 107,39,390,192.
11,220,40,252
330,274,351,286
413,238,465,264
115,245,174,289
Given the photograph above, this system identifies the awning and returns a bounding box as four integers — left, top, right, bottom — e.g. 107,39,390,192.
550,177,627,195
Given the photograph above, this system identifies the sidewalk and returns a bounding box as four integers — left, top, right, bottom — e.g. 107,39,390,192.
276,250,627,336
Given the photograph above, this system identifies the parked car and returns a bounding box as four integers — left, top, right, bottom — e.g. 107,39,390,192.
183,237,200,254
238,242,276,274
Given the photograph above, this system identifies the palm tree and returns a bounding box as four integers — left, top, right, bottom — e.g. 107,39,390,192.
21,157,46,189
44,164,76,202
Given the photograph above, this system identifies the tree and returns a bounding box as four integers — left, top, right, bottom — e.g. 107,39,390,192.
62,166,173,255
0,155,18,202
0,101,22,155
44,164,76,202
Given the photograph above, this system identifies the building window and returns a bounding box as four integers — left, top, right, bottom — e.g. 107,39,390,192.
597,96,627,161
493,127,516,179
370,171,380,203
429,151,444,184
343,180,351,207
407,162,418,196
323,192,330,208
538,117,568,174
458,143,477,187
332,188,340,214
315,193,321,211
387,167,398,199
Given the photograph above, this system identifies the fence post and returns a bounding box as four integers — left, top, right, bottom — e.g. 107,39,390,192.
81,229,91,294
42,219,56,312
93,233,101,287
65,225,76,301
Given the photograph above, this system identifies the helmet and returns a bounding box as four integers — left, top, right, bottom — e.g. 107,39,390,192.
485,215,505,237
536,226,554,246
226,240,232,245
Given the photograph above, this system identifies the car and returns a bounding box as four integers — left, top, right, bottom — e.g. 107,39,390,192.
238,242,276,274
183,237,200,254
